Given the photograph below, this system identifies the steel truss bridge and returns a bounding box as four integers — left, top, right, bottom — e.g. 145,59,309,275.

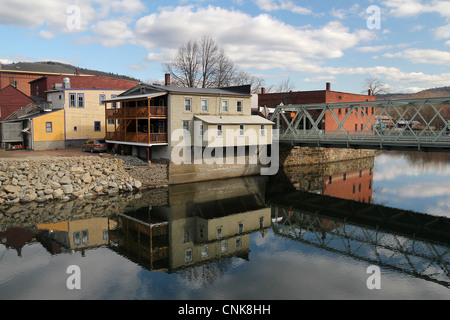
270,97,450,152
269,191,450,288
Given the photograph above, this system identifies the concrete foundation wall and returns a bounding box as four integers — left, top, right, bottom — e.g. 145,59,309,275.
34,140,66,150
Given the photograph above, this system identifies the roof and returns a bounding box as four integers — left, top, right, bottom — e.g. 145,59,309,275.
116,83,252,99
194,115,274,125
104,91,167,103
1,62,78,74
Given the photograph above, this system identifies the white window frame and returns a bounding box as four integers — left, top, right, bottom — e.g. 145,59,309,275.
201,99,208,112
237,100,243,113
260,125,266,136
217,124,223,137
183,120,190,133
222,100,228,113
239,124,244,136
184,98,192,112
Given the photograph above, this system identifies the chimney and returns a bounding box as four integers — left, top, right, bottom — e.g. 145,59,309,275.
0,61,2,70
75,68,80,76
165,73,171,86
261,87,266,94
326,82,331,91
368,89,372,96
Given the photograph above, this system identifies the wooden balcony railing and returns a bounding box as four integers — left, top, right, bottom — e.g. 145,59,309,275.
106,106,167,119
106,132,168,144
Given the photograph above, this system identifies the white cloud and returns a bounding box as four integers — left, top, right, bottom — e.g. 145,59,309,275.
254,0,312,14
384,48,450,65
90,20,134,48
134,6,373,71
39,30,55,39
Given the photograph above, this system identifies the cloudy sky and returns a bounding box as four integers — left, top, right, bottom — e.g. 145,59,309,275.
1,0,450,94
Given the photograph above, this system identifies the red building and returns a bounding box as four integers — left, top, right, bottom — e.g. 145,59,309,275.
323,167,374,204
0,85,35,120
258,83,377,133
0,62,80,96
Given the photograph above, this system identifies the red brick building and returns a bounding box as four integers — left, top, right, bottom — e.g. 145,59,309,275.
29,75,138,99
258,83,377,133
0,62,79,96
323,167,374,203
0,85,35,120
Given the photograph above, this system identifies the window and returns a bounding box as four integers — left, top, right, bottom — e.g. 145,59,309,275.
107,119,115,125
77,93,84,108
217,124,223,137
217,226,222,239
73,232,81,245
183,120,190,133
74,126,78,132
45,122,52,133
355,123,358,131
111,95,117,109
239,124,244,136
185,249,192,263
238,222,244,234
69,93,76,107
184,229,190,243
184,98,192,112
94,121,101,132
221,240,228,253
236,237,242,249
237,100,243,113
103,230,108,241
361,123,364,131
201,99,208,112
81,230,89,244
199,124,204,136
259,217,264,229
201,246,208,258
222,100,228,112
99,94,106,105
260,125,266,136
343,173,346,181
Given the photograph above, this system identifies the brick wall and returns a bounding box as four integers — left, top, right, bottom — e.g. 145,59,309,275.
0,85,35,120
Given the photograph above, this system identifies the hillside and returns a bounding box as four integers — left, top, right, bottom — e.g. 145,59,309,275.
2,61,140,82
377,87,450,100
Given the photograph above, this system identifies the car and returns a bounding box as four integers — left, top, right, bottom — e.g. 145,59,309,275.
82,139,108,153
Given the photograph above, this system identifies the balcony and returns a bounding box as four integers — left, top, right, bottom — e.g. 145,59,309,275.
106,132,168,144
106,106,168,119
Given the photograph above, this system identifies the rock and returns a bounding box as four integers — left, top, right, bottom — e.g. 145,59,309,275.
60,176,72,185
21,192,37,203
4,185,21,194
49,181,61,190
81,173,92,184
53,189,64,199
61,184,74,194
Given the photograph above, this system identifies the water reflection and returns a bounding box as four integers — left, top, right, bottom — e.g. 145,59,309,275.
2,153,450,299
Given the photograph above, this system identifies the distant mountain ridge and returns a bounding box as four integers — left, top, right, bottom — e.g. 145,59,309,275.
377,86,450,100
2,61,140,82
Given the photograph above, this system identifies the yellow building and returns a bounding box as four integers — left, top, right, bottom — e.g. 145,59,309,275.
26,75,138,149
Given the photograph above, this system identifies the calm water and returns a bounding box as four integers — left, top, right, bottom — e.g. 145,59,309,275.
1,150,450,300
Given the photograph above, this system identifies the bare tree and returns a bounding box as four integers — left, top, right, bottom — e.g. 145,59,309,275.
363,76,388,95
231,71,265,94
164,36,237,88
164,39,200,88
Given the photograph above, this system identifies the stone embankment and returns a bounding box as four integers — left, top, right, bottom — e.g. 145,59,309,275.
0,156,145,205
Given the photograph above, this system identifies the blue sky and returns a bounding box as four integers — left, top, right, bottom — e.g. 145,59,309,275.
1,0,450,94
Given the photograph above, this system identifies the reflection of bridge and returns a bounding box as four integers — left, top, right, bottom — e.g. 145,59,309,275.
270,97,450,152
269,191,450,288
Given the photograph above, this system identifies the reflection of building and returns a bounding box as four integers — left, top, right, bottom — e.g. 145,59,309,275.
107,176,270,273
323,167,374,203
37,218,117,253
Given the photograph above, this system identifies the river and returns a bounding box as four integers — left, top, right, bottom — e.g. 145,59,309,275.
1,150,450,300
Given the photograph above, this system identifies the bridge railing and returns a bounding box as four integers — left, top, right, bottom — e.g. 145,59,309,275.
270,97,450,150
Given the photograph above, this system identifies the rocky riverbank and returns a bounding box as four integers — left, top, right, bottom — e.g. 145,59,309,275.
0,156,146,205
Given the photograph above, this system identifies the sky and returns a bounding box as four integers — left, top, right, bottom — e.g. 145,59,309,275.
1,0,450,94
